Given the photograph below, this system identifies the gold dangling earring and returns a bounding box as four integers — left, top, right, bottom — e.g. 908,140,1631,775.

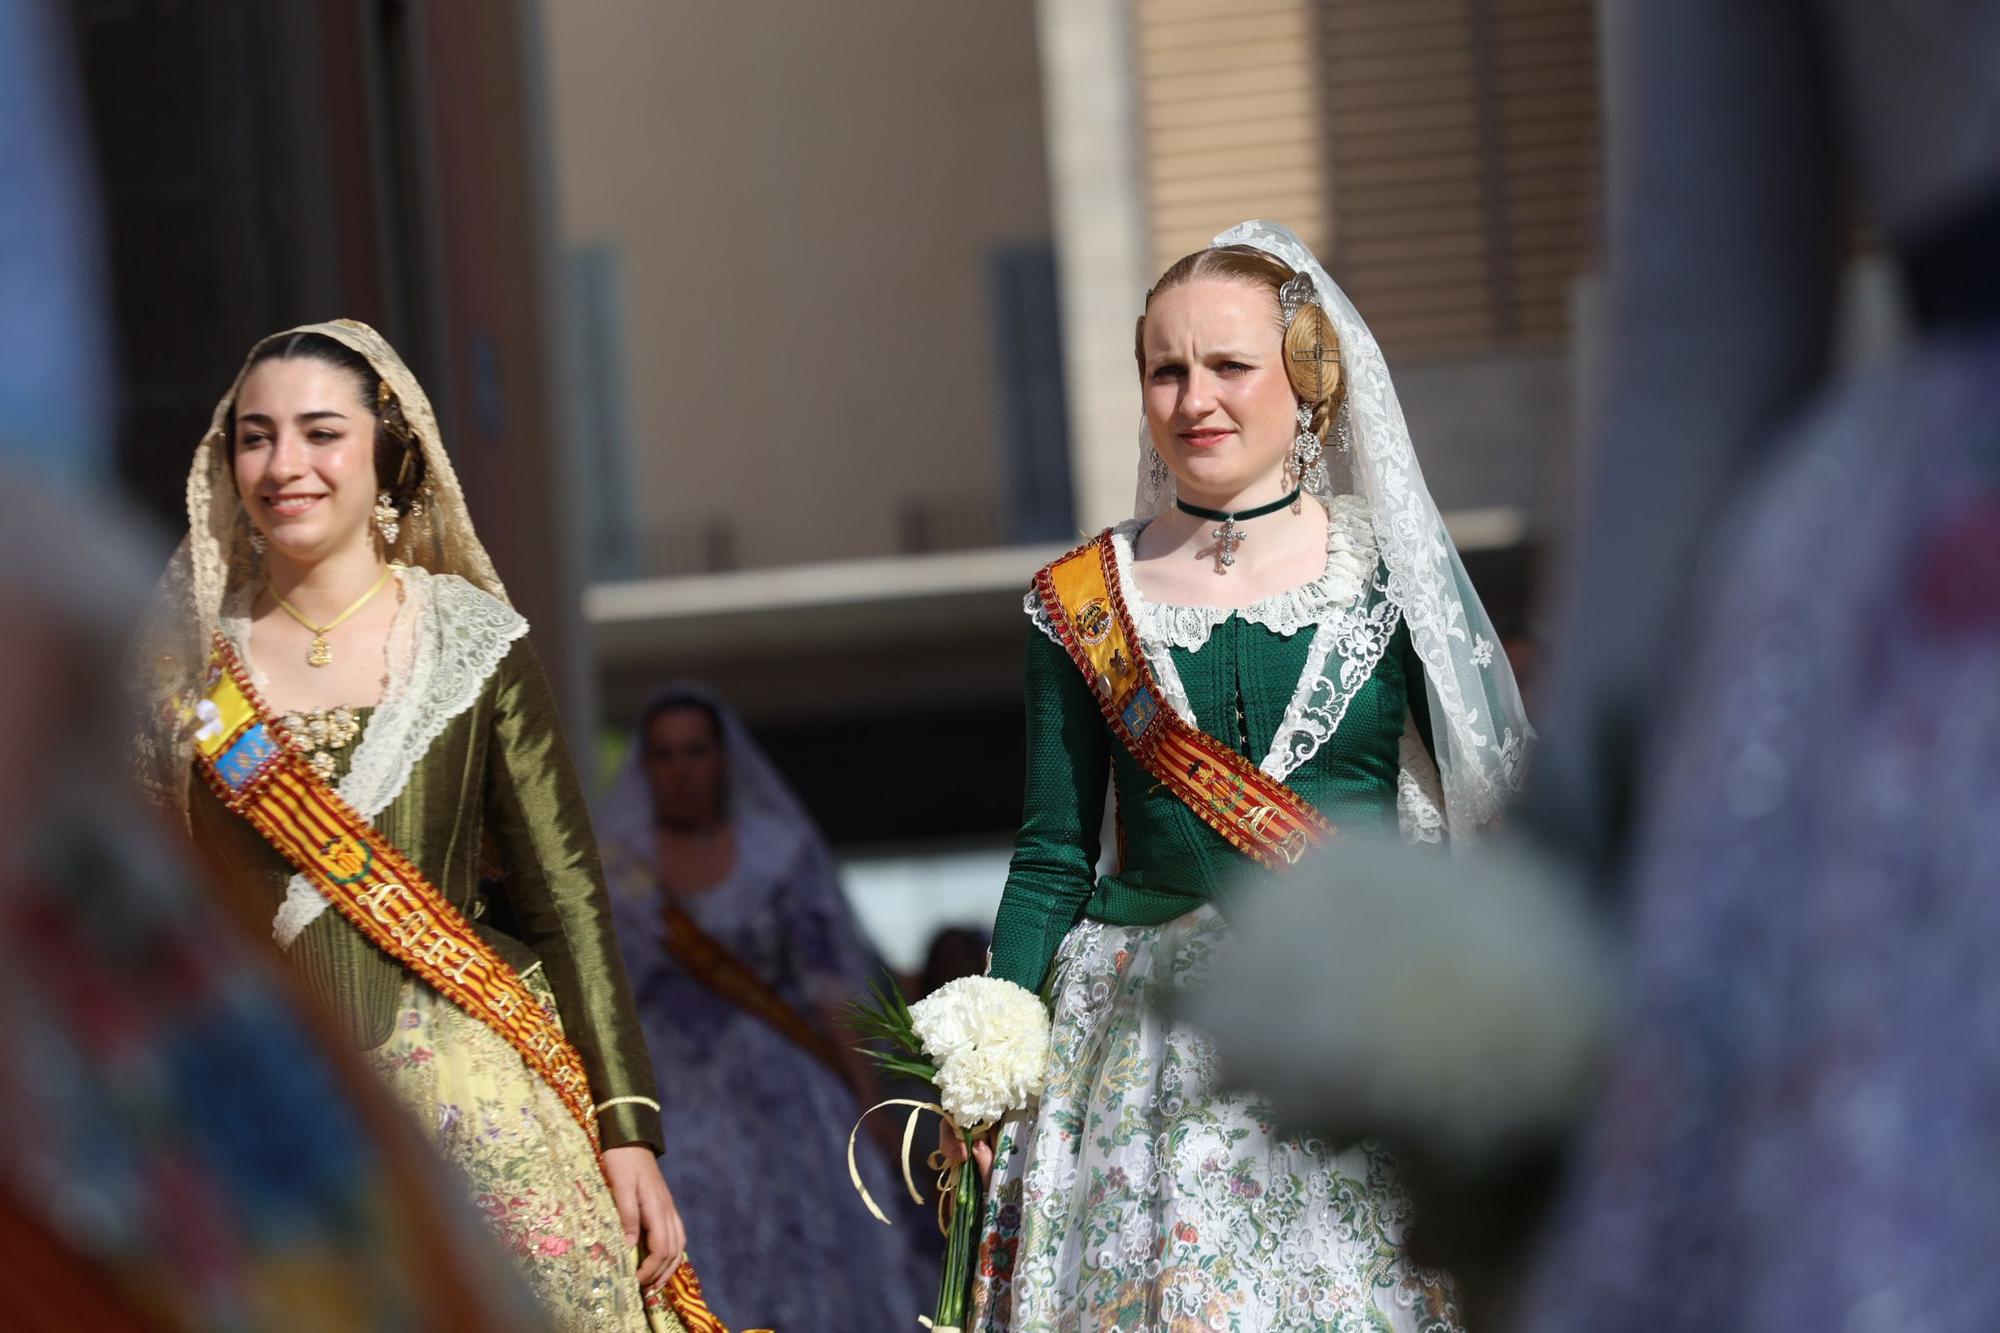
374,492,401,548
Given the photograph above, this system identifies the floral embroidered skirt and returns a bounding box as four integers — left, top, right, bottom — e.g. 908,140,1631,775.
971,906,1460,1333
367,974,683,1333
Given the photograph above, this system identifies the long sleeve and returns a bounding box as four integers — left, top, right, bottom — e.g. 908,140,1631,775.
484,639,664,1153
987,623,1109,994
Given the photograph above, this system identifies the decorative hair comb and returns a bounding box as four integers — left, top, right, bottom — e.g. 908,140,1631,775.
377,379,417,446
1278,272,1318,325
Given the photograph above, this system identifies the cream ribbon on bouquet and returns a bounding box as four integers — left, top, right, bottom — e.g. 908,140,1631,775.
846,1097,989,1333
841,975,1053,1333
846,1096,1002,1238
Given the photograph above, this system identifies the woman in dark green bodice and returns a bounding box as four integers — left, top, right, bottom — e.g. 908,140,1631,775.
967,223,1528,1333
986,516,1435,996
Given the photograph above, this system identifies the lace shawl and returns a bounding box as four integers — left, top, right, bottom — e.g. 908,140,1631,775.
130,319,512,827
213,567,528,945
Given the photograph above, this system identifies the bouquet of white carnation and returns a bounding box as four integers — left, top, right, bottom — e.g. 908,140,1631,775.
846,974,1050,1330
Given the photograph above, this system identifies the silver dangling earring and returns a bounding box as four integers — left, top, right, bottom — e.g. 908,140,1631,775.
1145,443,1172,505
1290,403,1328,494
374,492,401,548
247,528,266,555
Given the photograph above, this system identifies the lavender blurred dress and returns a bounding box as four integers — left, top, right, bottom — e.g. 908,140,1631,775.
598,689,930,1333
1515,0,2000,1324
1527,343,2000,1328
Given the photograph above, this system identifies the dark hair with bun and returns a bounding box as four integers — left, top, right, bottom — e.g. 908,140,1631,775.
224,331,428,519
1135,244,1346,444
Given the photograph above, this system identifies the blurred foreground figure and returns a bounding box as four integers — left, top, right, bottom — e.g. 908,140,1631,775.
0,471,546,1331
127,323,732,1331
1201,3,2000,1329
1519,3,2000,1326
967,221,1529,1332
597,687,930,1333
0,0,113,486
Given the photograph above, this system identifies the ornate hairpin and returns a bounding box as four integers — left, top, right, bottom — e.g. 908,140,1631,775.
377,379,417,446
1279,272,1318,325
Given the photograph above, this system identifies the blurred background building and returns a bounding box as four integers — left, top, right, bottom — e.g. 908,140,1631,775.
72,0,1603,967
549,0,1601,959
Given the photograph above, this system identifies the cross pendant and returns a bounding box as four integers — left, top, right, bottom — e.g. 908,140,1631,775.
1212,520,1246,569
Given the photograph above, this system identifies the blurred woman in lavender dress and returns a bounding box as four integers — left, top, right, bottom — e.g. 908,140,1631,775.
597,687,929,1333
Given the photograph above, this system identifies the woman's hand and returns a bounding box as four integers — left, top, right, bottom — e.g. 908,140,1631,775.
936,1121,996,1187
601,1144,687,1289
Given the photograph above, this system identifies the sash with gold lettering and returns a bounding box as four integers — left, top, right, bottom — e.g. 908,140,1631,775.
190,635,744,1333
1034,533,1336,871
191,634,601,1142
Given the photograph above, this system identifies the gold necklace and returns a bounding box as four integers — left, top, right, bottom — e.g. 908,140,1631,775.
270,565,394,667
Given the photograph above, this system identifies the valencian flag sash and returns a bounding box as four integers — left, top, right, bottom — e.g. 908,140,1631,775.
189,634,744,1333
1034,533,1336,871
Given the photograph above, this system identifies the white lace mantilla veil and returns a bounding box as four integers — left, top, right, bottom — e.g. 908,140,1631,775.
1134,221,1531,839
593,684,871,999
594,683,825,899
129,319,528,942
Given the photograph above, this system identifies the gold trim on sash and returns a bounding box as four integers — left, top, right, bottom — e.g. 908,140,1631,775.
193,634,752,1330
190,634,602,1145
1034,534,1335,871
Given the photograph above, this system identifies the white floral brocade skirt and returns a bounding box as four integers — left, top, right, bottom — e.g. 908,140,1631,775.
970,906,1460,1333
367,974,683,1333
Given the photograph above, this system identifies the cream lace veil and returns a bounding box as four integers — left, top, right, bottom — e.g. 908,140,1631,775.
1134,221,1532,837
130,318,510,823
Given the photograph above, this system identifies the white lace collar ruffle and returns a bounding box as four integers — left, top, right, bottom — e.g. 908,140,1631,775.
1023,495,1400,784
1112,492,1378,650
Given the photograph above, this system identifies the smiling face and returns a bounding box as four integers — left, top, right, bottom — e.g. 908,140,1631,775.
1139,278,1299,505
231,357,382,565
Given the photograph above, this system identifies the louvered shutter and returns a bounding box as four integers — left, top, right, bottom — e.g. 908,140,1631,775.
1131,0,1601,358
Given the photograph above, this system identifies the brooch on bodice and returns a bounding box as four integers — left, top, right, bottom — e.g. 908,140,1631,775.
277,706,361,783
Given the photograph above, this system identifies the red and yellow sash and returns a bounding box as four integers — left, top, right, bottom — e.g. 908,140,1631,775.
1034,533,1336,872
190,635,740,1332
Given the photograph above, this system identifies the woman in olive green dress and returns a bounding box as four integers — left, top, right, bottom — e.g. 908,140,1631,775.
966,223,1530,1333
132,320,692,1332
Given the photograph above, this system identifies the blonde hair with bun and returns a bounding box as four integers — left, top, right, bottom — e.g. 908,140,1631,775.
1135,244,1346,444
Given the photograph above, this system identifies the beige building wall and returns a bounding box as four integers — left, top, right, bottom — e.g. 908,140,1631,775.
542,0,1053,573
1134,0,1330,273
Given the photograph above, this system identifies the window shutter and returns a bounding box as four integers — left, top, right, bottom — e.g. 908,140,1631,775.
1315,0,1601,356
1133,0,1333,277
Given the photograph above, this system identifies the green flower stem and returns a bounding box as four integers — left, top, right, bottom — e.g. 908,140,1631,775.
933,1135,983,1328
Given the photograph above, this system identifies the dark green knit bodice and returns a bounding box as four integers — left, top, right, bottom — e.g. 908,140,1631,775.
987,575,1431,994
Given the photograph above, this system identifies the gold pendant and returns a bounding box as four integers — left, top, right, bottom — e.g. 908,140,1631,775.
307,636,332,668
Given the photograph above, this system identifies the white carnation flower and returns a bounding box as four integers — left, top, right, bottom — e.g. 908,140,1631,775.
908,976,1051,1131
